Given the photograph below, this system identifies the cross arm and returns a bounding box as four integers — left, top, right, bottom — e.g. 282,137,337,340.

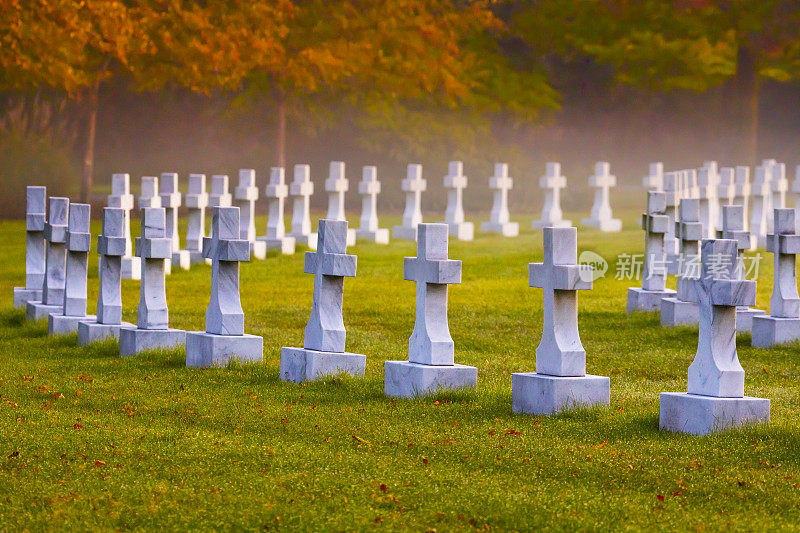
767,233,800,255
305,251,357,277
529,263,593,290
404,257,461,284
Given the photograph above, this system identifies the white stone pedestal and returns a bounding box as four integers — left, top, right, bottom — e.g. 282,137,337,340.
186,332,263,367
119,327,186,356
78,320,135,345
660,297,699,326
14,288,41,309
751,316,800,347
384,361,477,398
627,287,676,313
280,347,365,382
26,301,62,321
659,392,770,435
512,373,610,415
49,313,96,336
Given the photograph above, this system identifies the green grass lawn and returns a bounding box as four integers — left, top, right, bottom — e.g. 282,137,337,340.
0,210,798,531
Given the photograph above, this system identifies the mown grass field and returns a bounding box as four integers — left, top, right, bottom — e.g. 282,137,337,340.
0,209,798,531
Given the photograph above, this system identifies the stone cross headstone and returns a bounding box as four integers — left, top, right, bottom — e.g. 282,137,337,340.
288,164,317,250
513,226,609,415
627,192,676,313
443,161,474,240
139,176,161,209
392,164,427,241
355,166,389,244
770,162,788,215
733,166,751,233
208,174,232,208
532,162,570,229
108,174,140,280
716,167,736,229
324,162,356,246
27,197,69,321
385,223,477,397
660,238,768,435
160,172,190,270
258,167,296,254
662,172,681,273
14,186,46,308
793,165,800,235
581,161,622,232
752,208,800,347
750,164,771,248
280,219,365,382
642,162,663,191
78,207,135,345
185,173,209,264
49,203,95,335
661,198,702,327
480,163,519,237
697,165,718,239
717,205,764,331
234,169,266,259
119,207,186,355
186,206,263,367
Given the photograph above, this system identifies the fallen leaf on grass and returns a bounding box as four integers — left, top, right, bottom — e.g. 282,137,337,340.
352,435,372,446
94,460,105,468
503,429,521,436
380,484,387,493
656,494,665,502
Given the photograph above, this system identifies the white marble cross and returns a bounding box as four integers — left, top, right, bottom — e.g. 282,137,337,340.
393,164,427,241
642,192,670,292
674,199,702,301
696,165,718,238
530,226,592,376
289,164,317,249
97,207,126,324
259,167,296,254
770,162,788,214
716,167,736,229
481,163,519,237
302,219,357,352
202,206,251,335
325,162,349,221
642,162,663,191
185,174,208,254
63,203,91,316
208,175,232,208
750,164,770,248
582,161,621,232
684,239,755,397
42,197,70,306
139,176,161,209
108,174,134,258
234,169,266,259
159,172,189,270
766,209,800,319
135,207,172,329
662,172,680,262
532,162,570,229
404,223,461,365
356,166,389,244
443,161,474,240
14,186,46,307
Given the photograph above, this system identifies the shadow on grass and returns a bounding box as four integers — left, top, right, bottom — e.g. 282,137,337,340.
0,309,25,328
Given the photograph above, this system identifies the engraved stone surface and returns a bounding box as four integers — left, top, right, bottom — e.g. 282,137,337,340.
443,161,474,241
532,163,571,229
257,167,296,254
288,164,317,250
355,166,389,244
392,164,427,241
234,169,266,259
581,161,622,232
27,197,69,321
480,163,519,237
13,186,46,308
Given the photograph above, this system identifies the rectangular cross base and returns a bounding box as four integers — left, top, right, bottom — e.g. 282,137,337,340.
660,297,700,327
384,361,477,398
531,219,571,230
257,236,297,255
186,331,263,367
480,221,519,237
119,327,186,356
751,315,800,347
512,372,610,415
187,250,211,265
121,256,141,280
355,228,390,244
392,225,419,241
77,320,135,345
580,217,622,232
171,250,191,270
26,301,63,322
659,392,770,435
13,288,42,309
626,287,676,313
49,313,96,336
736,307,765,332
447,222,474,241
279,347,366,383
250,240,267,260
290,232,317,250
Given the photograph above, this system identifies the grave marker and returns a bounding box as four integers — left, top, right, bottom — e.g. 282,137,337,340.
13,186,46,308
480,163,519,237
581,161,622,232
355,166,389,244
393,164,427,241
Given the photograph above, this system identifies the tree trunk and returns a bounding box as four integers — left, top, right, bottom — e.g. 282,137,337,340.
80,81,99,204
275,90,286,168
736,44,760,166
